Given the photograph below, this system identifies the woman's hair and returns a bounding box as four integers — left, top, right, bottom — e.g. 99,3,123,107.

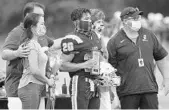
23,13,41,40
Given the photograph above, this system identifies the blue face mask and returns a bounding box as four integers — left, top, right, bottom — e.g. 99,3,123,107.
77,20,92,32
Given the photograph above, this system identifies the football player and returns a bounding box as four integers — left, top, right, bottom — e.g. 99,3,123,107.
60,8,102,109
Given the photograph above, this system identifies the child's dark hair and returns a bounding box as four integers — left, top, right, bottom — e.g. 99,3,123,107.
71,8,91,21
23,13,41,40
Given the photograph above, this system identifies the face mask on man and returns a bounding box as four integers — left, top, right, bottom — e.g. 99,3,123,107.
130,20,142,31
77,20,92,31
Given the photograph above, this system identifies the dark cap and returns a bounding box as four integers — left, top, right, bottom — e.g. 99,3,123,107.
120,7,143,21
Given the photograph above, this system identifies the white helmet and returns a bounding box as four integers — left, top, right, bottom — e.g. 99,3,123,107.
94,61,120,87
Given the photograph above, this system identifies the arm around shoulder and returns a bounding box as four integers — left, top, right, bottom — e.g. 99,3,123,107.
1,49,18,60
1,29,23,60
1,29,21,61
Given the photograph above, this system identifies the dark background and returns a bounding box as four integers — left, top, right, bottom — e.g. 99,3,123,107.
0,0,169,38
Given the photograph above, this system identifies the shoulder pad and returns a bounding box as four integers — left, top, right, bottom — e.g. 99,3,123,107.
64,35,83,44
61,35,83,54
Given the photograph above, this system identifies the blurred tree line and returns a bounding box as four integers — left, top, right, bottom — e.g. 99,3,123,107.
0,0,169,38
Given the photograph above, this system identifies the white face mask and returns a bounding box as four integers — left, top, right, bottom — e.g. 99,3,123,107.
131,20,141,31
36,25,46,36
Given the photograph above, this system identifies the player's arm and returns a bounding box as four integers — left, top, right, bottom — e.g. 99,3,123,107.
60,53,85,72
59,35,96,72
60,53,96,72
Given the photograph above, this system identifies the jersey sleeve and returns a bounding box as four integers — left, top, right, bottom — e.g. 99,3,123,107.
151,32,168,61
61,35,83,55
2,27,24,50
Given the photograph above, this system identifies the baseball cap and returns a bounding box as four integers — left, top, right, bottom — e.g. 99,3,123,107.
120,7,143,21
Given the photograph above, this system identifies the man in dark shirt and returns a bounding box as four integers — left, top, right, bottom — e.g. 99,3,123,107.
107,7,169,109
1,2,62,109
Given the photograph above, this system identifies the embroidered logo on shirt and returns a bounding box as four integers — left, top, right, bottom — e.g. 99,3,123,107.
120,39,125,43
142,35,148,41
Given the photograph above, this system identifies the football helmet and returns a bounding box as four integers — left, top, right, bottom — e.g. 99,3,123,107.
94,61,120,87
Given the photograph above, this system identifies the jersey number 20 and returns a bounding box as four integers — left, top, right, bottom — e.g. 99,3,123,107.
62,42,74,52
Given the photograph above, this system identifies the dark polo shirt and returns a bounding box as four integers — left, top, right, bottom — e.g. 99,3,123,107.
2,23,54,97
107,28,168,97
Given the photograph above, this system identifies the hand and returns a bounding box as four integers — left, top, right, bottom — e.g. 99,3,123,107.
16,43,30,58
83,59,97,69
86,86,95,99
47,78,55,87
162,78,169,96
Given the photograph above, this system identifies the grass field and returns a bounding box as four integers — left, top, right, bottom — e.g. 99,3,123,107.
0,36,169,109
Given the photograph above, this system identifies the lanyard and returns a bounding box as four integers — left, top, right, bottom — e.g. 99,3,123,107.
137,36,142,59
138,45,142,59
